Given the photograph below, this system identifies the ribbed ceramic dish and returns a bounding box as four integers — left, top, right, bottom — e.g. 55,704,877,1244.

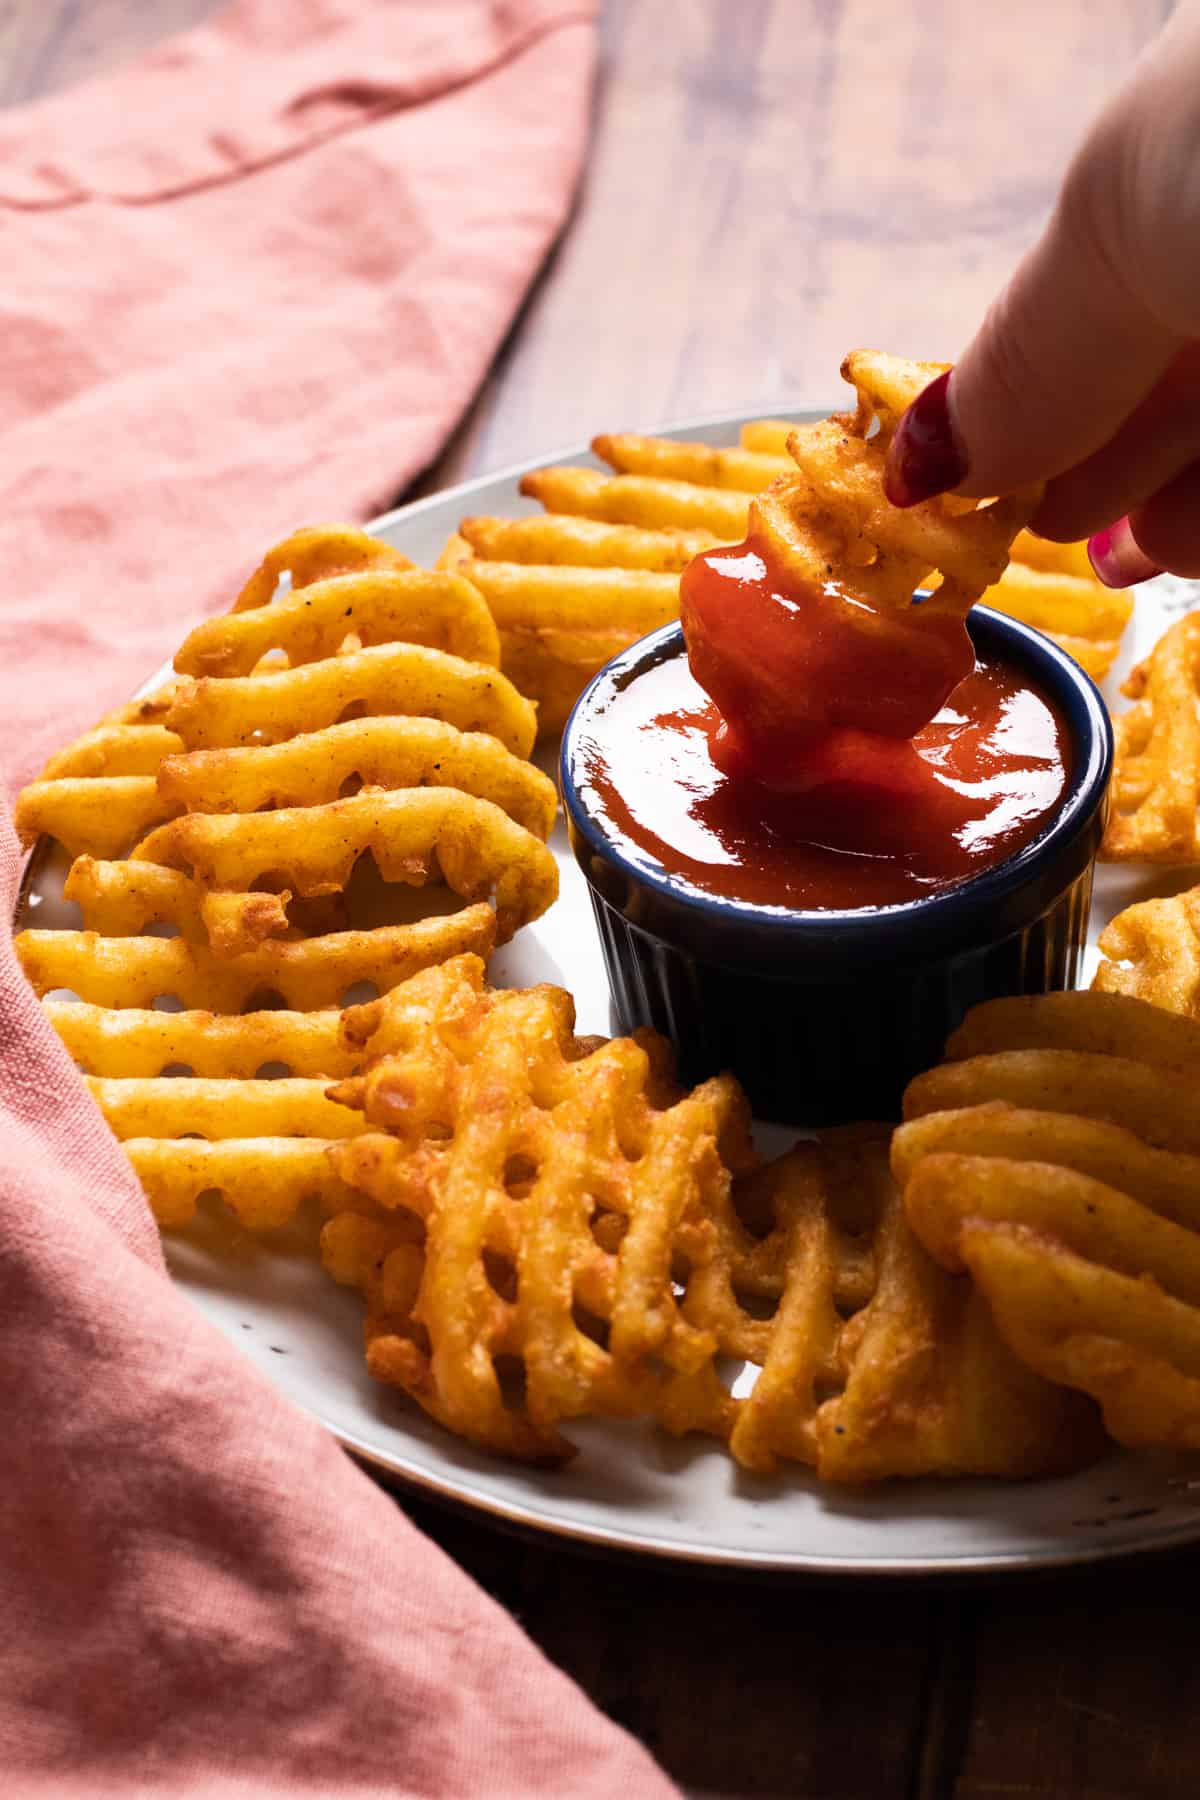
18,411,1200,1574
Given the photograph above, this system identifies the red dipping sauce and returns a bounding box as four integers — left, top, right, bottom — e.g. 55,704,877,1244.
575,646,1072,913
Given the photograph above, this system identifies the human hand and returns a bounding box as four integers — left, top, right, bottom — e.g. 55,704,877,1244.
884,1,1200,589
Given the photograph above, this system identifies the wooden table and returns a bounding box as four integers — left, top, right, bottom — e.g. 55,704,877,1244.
3,3,1193,1795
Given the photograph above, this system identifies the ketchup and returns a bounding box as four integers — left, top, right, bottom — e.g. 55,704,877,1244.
680,535,975,791
576,648,1071,913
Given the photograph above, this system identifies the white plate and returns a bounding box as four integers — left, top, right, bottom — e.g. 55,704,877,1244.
20,413,1200,1575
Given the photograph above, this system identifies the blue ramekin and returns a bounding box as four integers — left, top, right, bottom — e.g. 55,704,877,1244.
560,608,1113,1125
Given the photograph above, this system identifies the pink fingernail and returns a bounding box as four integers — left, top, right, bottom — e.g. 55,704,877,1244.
1087,517,1162,588
884,371,968,508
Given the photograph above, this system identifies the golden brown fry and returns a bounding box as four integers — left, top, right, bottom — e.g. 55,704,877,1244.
326,955,752,1463
13,777,177,858
15,906,496,1011
592,432,790,493
89,1074,366,1142
1009,531,1096,580
45,999,354,1078
64,855,299,956
1103,611,1200,862
157,716,556,839
41,722,182,780
1094,888,1200,1017
129,1137,362,1230
519,466,751,540
323,957,1095,1478
723,1129,1098,1481
945,989,1200,1071
458,560,679,635
766,351,1038,617
902,1153,1200,1451
230,523,412,613
978,562,1132,679
904,1048,1200,1157
166,642,537,758
133,789,558,943
175,569,498,678
37,687,182,779
739,419,798,456
458,513,718,570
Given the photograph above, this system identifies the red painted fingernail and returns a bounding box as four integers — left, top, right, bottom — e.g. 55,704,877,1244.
884,371,968,508
1087,517,1162,588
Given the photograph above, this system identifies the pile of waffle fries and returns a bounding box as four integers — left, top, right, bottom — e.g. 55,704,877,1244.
14,525,558,1229
14,349,1200,1483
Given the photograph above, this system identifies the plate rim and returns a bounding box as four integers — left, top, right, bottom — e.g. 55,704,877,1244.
21,406,1200,1578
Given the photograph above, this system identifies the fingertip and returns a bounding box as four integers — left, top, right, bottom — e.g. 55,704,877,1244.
884,371,968,508
1087,517,1162,588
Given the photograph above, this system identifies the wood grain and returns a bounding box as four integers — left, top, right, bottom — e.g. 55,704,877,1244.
2,4,1197,1797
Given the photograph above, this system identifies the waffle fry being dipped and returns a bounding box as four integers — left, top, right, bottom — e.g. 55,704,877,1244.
895,990,1200,1452
320,956,1099,1479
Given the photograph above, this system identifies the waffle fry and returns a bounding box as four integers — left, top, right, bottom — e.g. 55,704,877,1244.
1103,611,1200,862
175,568,499,678
946,988,1200,1068
132,789,557,944
763,351,1038,617
458,514,718,570
130,1139,362,1230
230,523,415,612
593,432,790,493
725,1130,1101,1481
89,1075,366,1141
156,717,556,839
45,1000,354,1078
15,907,495,1011
324,955,750,1462
896,993,1200,1449
978,554,1133,679
14,688,183,856
165,642,536,757
1094,887,1200,1017
519,465,752,540
321,957,1096,1479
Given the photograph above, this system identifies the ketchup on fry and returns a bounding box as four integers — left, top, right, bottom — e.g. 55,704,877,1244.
579,526,1071,911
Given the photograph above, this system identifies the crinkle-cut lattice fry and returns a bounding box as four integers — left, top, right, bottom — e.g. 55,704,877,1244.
945,990,1200,1070
157,716,557,840
13,777,177,858
1103,612,1200,863
324,955,754,1462
457,513,719,570
593,432,791,493
15,905,495,1011
38,686,182,779
64,854,286,948
89,1075,366,1142
899,1152,1200,1451
767,351,1039,616
129,1138,363,1230
175,568,499,678
454,561,679,636
1009,531,1096,580
716,1129,1099,1481
230,523,413,613
133,790,558,943
977,562,1133,680
1093,888,1200,1018
892,1106,1200,1238
903,1048,1200,1157
519,466,751,540
45,999,354,1078
166,642,537,758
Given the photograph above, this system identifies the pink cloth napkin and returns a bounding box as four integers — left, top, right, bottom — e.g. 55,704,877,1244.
0,5,680,1794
